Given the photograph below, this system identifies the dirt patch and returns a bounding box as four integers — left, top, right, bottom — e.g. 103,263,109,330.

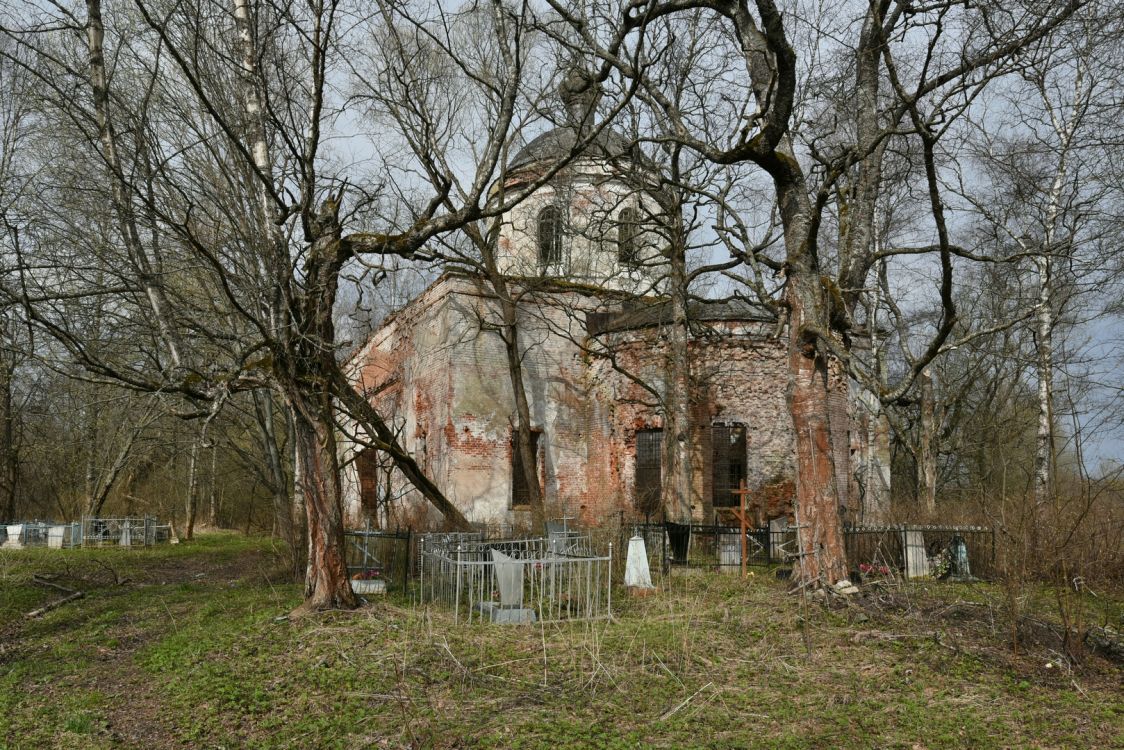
135,547,285,587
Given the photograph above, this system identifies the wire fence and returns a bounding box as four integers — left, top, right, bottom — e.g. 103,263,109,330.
338,518,996,621
844,525,996,580
2,522,51,548
624,523,796,573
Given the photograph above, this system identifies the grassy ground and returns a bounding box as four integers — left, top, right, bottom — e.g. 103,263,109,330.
1,533,1120,749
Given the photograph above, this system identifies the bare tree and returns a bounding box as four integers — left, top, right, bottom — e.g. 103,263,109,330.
541,0,1090,588
1,0,636,610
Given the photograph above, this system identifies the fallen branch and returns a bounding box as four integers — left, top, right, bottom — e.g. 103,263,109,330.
27,591,85,618
27,576,85,618
658,681,713,721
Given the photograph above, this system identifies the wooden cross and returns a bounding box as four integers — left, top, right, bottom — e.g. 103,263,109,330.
730,479,753,578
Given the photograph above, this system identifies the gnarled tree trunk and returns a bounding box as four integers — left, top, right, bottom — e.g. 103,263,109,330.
290,395,356,611
661,229,692,524
786,271,849,587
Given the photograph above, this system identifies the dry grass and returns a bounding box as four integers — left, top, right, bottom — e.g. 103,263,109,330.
1,535,1121,749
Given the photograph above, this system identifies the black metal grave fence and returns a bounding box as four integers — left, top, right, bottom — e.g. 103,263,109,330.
342,527,413,593
625,522,995,580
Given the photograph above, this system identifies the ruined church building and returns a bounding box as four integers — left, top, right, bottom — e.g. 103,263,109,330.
342,103,892,531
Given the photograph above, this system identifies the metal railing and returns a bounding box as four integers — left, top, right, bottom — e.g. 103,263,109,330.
419,536,612,624
3,522,50,548
343,527,413,592
626,523,794,572
3,518,170,549
626,521,995,580
844,524,995,580
81,517,165,547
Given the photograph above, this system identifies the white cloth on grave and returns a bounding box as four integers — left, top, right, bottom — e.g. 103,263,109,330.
624,536,654,589
490,549,524,607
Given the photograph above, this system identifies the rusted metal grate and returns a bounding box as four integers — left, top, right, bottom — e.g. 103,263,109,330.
635,429,662,516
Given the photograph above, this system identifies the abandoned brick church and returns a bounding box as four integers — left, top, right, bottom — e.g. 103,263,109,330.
341,118,891,531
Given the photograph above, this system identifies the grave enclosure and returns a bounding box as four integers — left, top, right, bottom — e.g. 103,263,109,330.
417,533,613,624
0,517,172,549
341,521,994,624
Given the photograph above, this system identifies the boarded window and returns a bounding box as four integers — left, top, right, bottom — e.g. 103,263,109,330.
617,206,640,267
537,206,563,266
711,423,747,507
356,448,381,516
634,429,662,516
511,429,542,508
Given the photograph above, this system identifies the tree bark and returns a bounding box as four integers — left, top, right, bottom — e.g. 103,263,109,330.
661,223,692,524
207,443,217,527
0,355,17,522
290,396,356,611
494,278,547,535
184,436,199,540
918,367,937,516
84,0,183,371
285,199,359,612
786,271,850,587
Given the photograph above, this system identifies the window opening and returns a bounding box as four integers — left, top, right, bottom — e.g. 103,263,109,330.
711,423,747,507
635,429,662,516
617,206,640,267
537,206,563,266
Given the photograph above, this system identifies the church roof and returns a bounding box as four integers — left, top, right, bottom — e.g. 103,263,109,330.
586,298,777,336
510,125,637,169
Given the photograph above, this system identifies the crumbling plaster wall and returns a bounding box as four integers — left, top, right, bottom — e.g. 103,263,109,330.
342,275,624,528
496,160,666,294
342,276,885,529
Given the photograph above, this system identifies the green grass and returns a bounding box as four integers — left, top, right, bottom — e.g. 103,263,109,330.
1,534,1121,749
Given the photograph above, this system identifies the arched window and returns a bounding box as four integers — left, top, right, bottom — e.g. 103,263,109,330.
537,206,563,266
617,206,640,267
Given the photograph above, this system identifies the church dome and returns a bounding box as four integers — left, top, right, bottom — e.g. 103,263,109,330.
510,126,637,170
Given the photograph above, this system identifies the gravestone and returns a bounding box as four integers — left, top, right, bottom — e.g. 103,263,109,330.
717,533,741,573
902,529,928,578
4,524,24,549
474,549,537,624
48,525,68,549
769,517,789,561
492,549,523,607
624,536,654,588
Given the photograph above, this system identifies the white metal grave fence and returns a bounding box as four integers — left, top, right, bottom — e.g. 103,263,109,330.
2,522,50,548
418,537,612,624
81,517,169,547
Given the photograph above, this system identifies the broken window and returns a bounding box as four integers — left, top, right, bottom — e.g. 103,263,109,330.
634,429,662,516
711,423,747,507
617,206,640,267
511,429,542,508
537,206,563,266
